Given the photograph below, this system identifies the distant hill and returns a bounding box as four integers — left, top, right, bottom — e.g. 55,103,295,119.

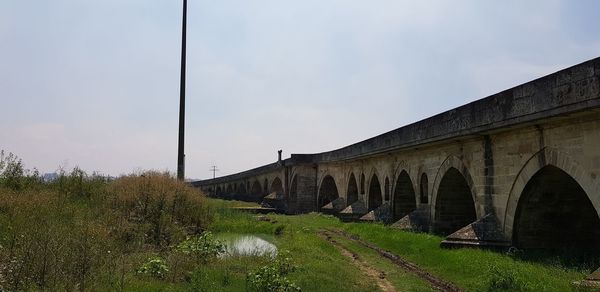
42,172,58,182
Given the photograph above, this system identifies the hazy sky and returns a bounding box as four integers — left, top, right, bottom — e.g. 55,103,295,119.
1,1,599,179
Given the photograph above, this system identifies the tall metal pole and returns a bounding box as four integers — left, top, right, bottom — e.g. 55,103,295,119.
209,166,219,179
177,0,187,180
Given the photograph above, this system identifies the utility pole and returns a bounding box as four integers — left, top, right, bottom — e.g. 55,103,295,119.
209,166,219,179
209,165,219,197
177,0,187,181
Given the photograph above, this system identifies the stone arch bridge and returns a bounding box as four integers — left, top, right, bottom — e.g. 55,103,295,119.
193,57,600,249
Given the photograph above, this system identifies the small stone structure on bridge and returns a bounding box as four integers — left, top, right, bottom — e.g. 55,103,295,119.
193,57,600,250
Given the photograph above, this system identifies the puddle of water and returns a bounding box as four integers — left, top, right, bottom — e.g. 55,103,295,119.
217,234,278,258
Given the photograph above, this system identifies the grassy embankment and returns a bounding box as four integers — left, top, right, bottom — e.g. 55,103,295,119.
207,202,593,291
201,199,382,291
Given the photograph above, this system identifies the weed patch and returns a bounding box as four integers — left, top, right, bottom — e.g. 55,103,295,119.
137,256,169,279
247,251,301,292
0,153,213,290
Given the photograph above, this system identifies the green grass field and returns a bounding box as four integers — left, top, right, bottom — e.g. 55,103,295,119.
198,199,593,291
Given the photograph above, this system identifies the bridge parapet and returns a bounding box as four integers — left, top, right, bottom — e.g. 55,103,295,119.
298,57,600,162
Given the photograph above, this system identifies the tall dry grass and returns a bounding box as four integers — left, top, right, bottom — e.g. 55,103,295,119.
107,171,212,248
0,168,211,291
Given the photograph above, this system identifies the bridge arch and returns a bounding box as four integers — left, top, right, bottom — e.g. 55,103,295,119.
346,173,359,205
367,170,383,210
504,147,600,249
216,186,222,196
251,180,262,198
431,156,478,235
271,177,284,195
393,170,417,221
392,161,417,201
226,184,233,194
238,183,246,194
318,175,339,208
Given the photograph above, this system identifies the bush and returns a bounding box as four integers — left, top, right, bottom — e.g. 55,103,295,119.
0,153,213,290
49,167,109,199
0,150,42,191
108,172,211,247
177,231,226,263
0,188,109,291
137,256,169,279
247,251,301,292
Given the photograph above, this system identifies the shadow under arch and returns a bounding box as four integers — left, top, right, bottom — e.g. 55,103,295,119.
270,177,283,195
318,174,339,208
392,170,417,221
514,165,600,250
504,147,600,248
346,172,359,205
367,168,383,210
251,180,262,199
430,155,479,235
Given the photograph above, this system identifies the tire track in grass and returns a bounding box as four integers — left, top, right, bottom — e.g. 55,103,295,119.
318,231,398,292
323,229,462,292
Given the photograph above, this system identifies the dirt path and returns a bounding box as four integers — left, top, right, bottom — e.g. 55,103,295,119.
322,229,462,292
319,231,398,292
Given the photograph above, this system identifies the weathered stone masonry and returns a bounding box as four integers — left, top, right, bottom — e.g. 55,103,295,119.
193,57,600,249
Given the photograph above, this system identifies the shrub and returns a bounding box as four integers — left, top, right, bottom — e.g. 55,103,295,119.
0,151,46,191
137,256,169,279
49,167,108,199
0,188,109,291
108,172,211,247
0,151,25,191
0,154,213,290
247,251,300,292
177,231,226,263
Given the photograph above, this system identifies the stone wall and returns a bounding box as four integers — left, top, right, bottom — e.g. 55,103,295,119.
193,57,600,248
